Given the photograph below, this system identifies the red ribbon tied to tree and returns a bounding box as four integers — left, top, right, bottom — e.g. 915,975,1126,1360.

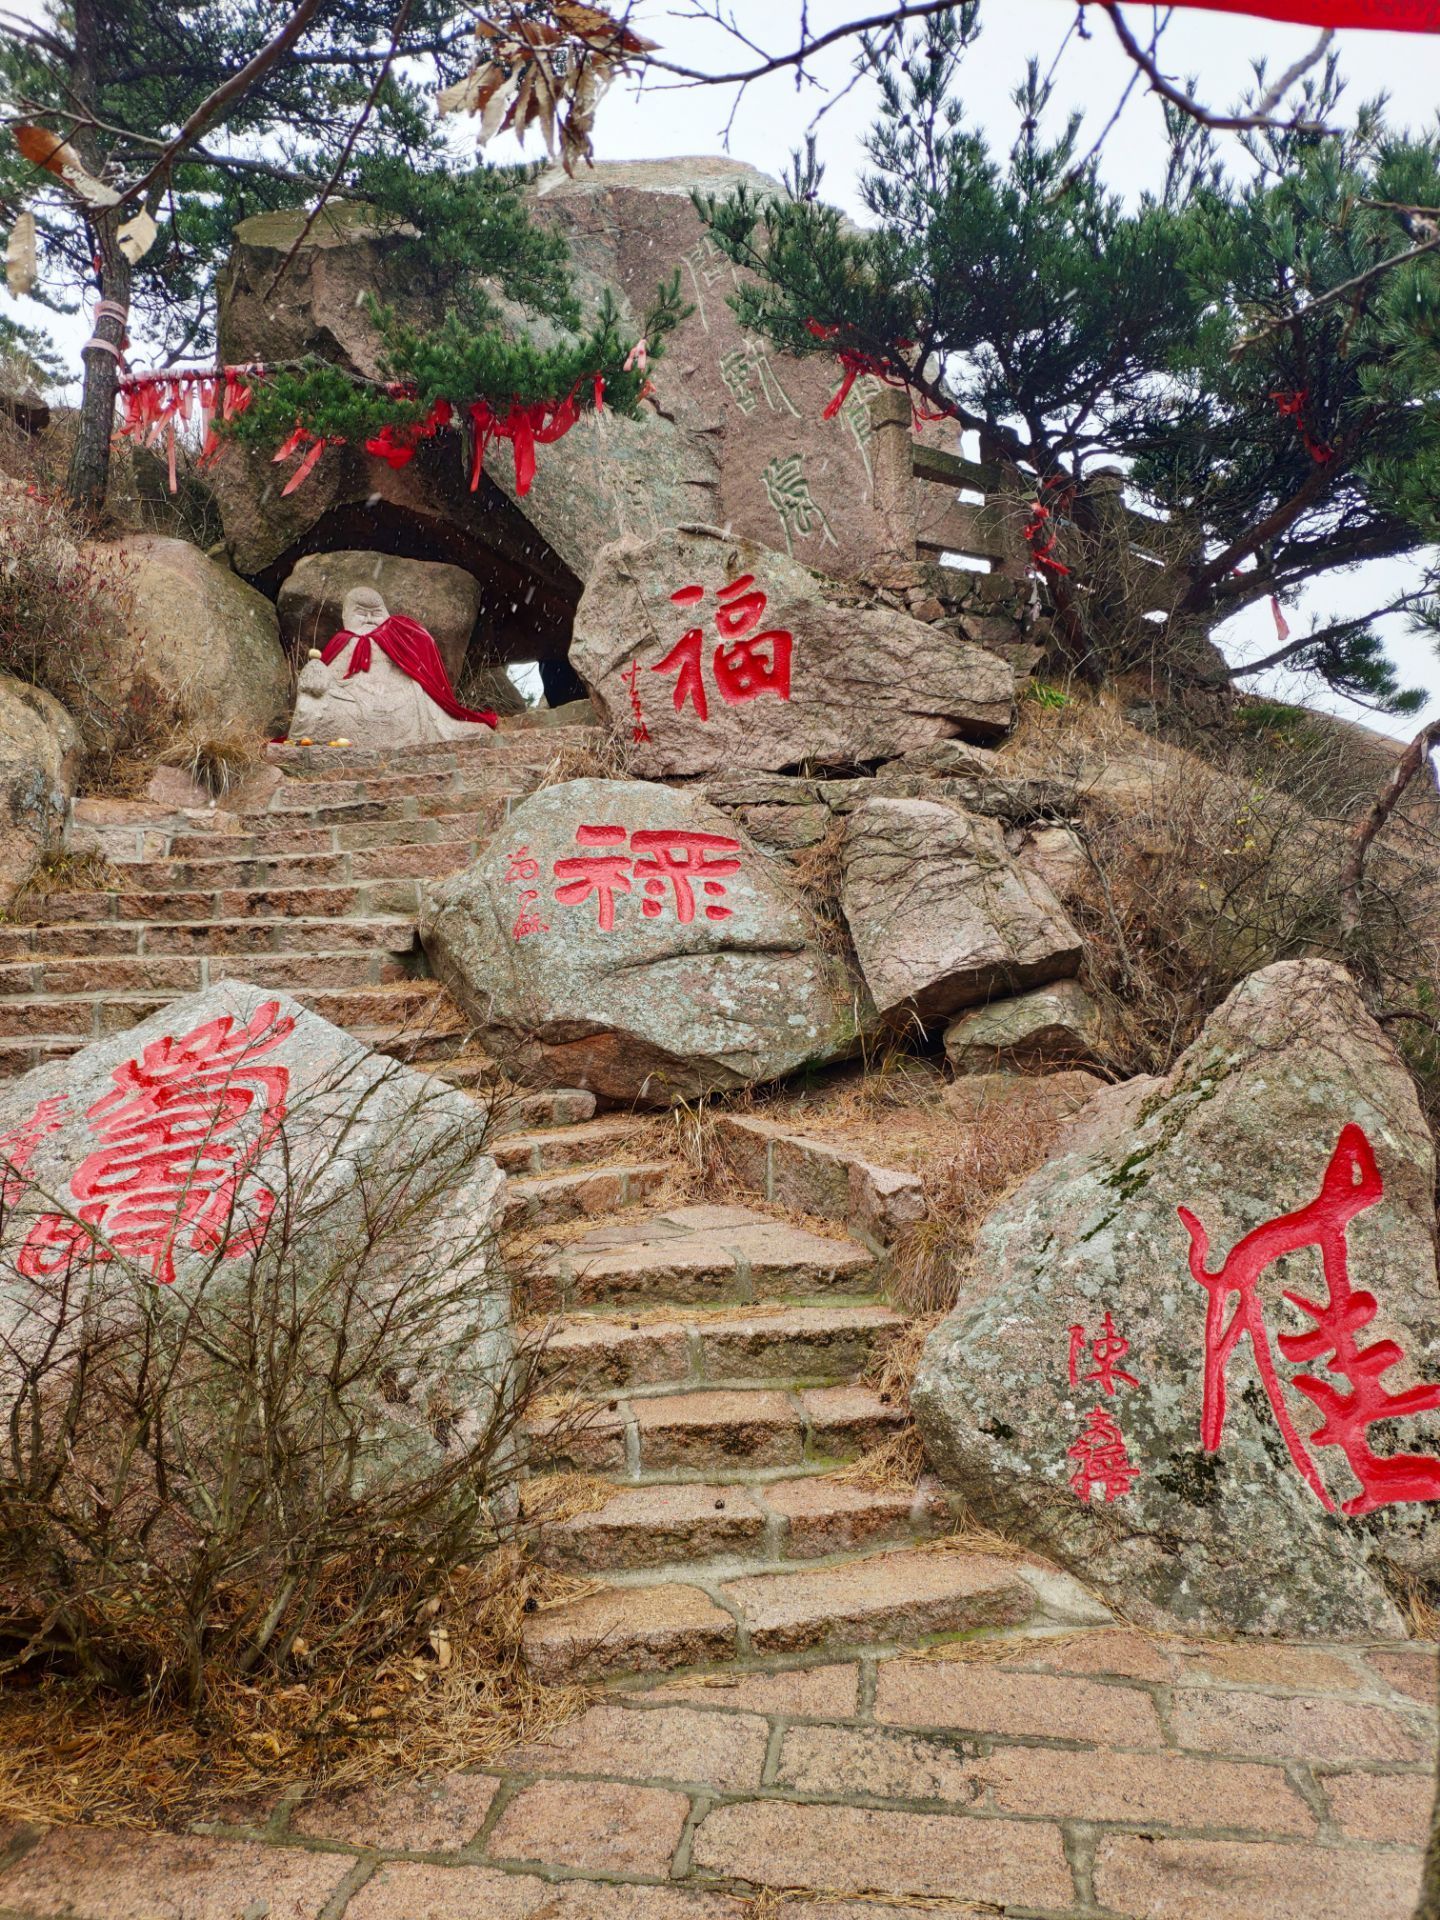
1023,474,1075,576
364,396,454,469
1270,389,1335,464
117,366,258,491
804,318,955,426
464,385,588,496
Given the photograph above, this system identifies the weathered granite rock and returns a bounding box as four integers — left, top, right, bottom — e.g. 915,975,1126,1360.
913,959,1440,1638
209,200,717,635
533,157,964,574
0,674,80,912
571,527,1015,777
84,534,290,744
278,550,483,684
1012,823,1088,903
944,980,1103,1076
839,796,1082,1024
0,983,513,1492
420,778,863,1105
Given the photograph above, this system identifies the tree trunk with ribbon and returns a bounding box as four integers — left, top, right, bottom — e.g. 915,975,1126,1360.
66,214,131,517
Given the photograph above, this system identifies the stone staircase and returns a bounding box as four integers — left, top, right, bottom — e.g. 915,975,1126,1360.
508,1108,1079,1687
0,730,586,1082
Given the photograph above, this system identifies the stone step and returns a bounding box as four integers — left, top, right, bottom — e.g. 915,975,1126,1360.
115,841,476,892
491,1116,650,1176
0,950,415,998
488,1088,597,1134
165,814,492,861
521,1545,1036,1681
533,1303,907,1393
0,916,419,962
259,778,524,819
0,979,456,1045
525,1384,905,1476
503,1161,673,1230
539,1205,878,1310
22,880,429,928
266,731,597,781
535,1475,948,1575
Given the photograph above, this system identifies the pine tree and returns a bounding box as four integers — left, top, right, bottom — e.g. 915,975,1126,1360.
0,0,679,512
696,9,1440,712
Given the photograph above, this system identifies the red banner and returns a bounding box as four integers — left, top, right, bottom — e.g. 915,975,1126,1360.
1099,0,1439,30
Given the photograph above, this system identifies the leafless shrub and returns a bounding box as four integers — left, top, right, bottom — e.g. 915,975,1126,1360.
0,1049,542,1742
884,1092,1069,1317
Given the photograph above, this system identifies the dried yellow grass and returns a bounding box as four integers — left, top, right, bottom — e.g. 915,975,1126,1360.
742,1887,1001,1914
832,1428,926,1492
0,1550,590,1831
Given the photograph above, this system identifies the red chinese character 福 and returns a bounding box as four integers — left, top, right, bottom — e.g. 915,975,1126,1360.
630,828,743,923
1178,1124,1440,1516
1067,1405,1140,1503
504,845,541,883
0,1094,66,1210
18,1001,294,1287
552,824,633,933
652,626,709,721
1068,1311,1139,1397
654,576,795,721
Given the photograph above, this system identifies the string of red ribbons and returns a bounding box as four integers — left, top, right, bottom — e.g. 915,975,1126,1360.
805,320,955,425
1022,475,1075,576
1270,389,1335,464
116,367,260,492
114,366,609,500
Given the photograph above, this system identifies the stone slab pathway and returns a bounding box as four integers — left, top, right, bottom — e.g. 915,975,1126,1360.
0,1626,1432,1918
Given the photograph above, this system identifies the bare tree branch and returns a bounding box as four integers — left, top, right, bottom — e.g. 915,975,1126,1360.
116,0,326,207
1340,718,1440,940
1232,232,1440,355
263,0,417,301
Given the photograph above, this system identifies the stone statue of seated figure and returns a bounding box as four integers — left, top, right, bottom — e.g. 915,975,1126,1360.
289,586,500,750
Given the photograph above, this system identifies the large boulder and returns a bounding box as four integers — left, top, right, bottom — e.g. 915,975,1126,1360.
420,777,862,1104
571,527,1015,778
84,534,290,745
0,982,513,1491
840,796,1082,1023
0,674,80,911
913,959,1440,1639
944,980,1103,1075
209,201,717,621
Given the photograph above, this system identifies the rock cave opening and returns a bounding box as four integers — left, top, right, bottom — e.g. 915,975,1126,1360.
253,494,589,716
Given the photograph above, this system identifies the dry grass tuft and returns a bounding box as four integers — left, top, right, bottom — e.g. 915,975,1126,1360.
0,1551,589,1831
159,731,263,800
882,1096,1069,1317
533,726,633,788
832,1427,926,1492
8,847,119,915
518,1472,615,1528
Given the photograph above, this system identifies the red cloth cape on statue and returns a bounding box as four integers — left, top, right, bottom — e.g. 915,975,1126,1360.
321,615,499,728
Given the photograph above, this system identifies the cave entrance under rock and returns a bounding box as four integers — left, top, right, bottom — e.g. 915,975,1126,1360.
253,492,589,709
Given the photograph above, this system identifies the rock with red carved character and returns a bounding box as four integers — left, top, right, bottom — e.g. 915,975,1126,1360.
0,981,513,1494
912,957,1440,1639
419,777,866,1105
570,526,1015,777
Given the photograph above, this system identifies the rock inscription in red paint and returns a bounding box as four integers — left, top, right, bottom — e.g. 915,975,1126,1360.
1178,1124,1440,1514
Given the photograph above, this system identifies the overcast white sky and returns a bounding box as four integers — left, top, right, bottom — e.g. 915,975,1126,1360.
5,0,1440,734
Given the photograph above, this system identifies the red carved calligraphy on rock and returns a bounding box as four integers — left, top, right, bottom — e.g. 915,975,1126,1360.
653,576,794,722
18,1001,295,1287
551,824,743,931
621,658,652,744
1068,1311,1140,1396
0,1094,67,1208
1068,1405,1141,1503
503,845,541,884
1178,1124,1440,1515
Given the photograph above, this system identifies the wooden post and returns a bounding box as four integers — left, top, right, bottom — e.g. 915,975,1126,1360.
869,386,917,562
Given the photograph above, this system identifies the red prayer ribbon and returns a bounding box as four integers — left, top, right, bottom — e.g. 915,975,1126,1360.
1270,389,1335,464
805,319,956,426
116,366,260,490
1023,475,1075,576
